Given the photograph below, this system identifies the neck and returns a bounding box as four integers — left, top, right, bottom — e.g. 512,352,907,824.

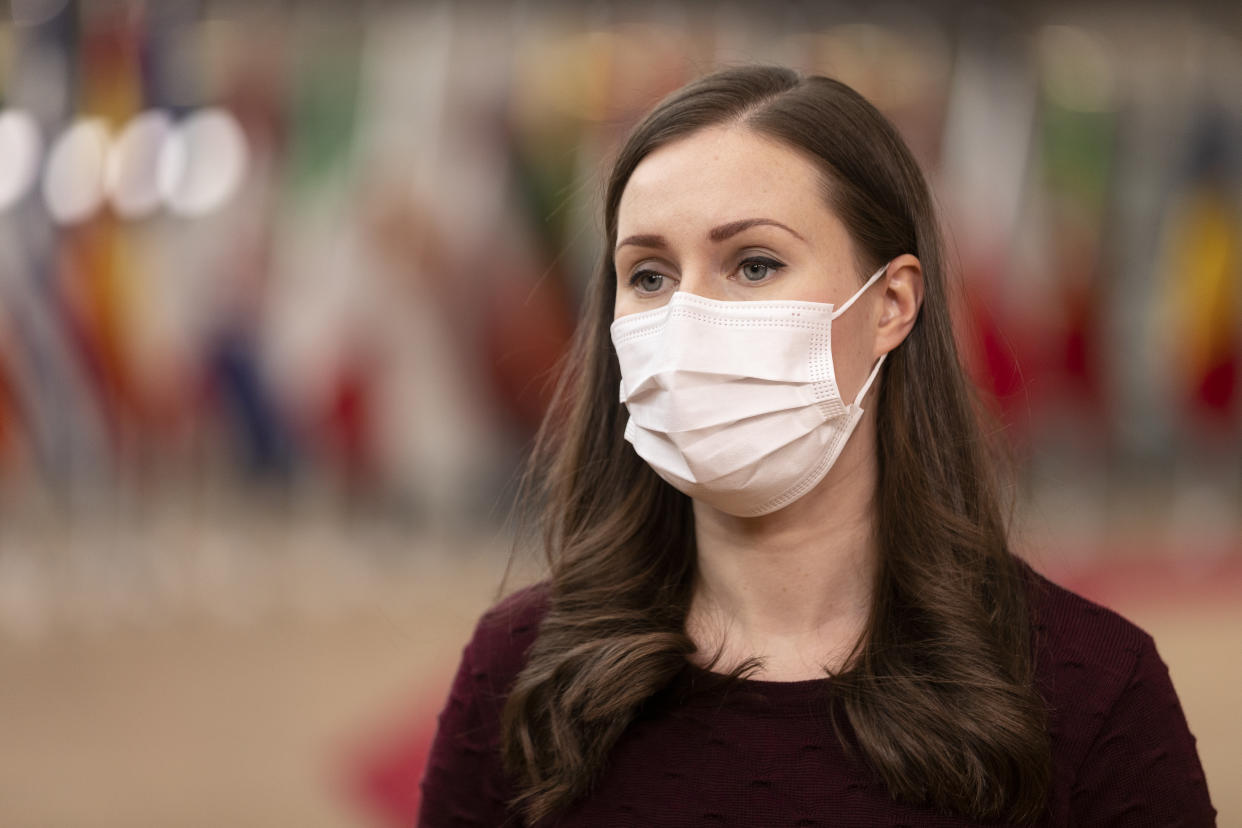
686,417,879,680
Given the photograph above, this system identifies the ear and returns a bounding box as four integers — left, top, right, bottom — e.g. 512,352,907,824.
874,253,923,358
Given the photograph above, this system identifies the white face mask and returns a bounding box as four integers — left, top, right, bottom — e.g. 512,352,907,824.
610,263,888,517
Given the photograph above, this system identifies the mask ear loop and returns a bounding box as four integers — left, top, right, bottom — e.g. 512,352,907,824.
830,261,890,320
832,261,891,407
852,352,886,407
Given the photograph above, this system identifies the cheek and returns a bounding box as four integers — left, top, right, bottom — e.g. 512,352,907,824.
611,269,627,319
614,286,648,320
829,309,875,398
613,286,632,319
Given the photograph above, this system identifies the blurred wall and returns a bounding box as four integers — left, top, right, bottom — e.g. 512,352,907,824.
2,4,1239,568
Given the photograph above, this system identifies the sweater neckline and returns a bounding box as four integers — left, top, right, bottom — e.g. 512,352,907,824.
668,658,837,717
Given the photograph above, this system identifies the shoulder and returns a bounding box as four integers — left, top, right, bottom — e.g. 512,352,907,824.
1022,563,1156,734
1024,564,1153,685
1022,563,1216,824
418,581,551,828
462,579,552,706
472,579,551,656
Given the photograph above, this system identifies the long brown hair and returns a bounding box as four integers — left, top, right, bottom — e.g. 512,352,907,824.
501,65,1050,825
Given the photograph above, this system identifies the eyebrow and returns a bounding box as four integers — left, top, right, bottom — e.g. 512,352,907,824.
614,218,806,252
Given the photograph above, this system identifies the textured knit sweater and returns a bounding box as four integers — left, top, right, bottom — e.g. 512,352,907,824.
418,569,1216,827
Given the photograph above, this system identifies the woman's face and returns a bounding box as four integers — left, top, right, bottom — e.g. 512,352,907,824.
613,125,881,400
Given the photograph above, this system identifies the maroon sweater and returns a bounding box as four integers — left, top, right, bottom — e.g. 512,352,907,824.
418,571,1216,827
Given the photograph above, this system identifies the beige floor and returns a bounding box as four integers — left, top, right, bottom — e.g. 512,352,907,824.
0,553,1237,827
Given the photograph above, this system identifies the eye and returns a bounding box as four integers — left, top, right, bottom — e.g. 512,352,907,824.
735,256,785,284
628,269,670,295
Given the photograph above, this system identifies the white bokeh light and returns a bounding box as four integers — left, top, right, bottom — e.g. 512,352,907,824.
0,110,43,212
106,109,175,219
43,117,110,224
158,108,248,216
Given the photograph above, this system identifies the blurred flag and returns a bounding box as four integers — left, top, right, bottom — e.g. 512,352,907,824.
1156,112,1241,430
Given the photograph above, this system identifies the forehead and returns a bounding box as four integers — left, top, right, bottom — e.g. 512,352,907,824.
616,126,831,235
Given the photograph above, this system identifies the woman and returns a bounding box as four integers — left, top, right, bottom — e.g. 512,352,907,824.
419,66,1215,827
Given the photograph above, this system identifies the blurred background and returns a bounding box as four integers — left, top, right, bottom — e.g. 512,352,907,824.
0,0,1238,825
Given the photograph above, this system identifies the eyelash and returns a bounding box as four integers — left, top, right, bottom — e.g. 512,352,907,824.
628,269,669,293
736,256,785,283
626,256,787,293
